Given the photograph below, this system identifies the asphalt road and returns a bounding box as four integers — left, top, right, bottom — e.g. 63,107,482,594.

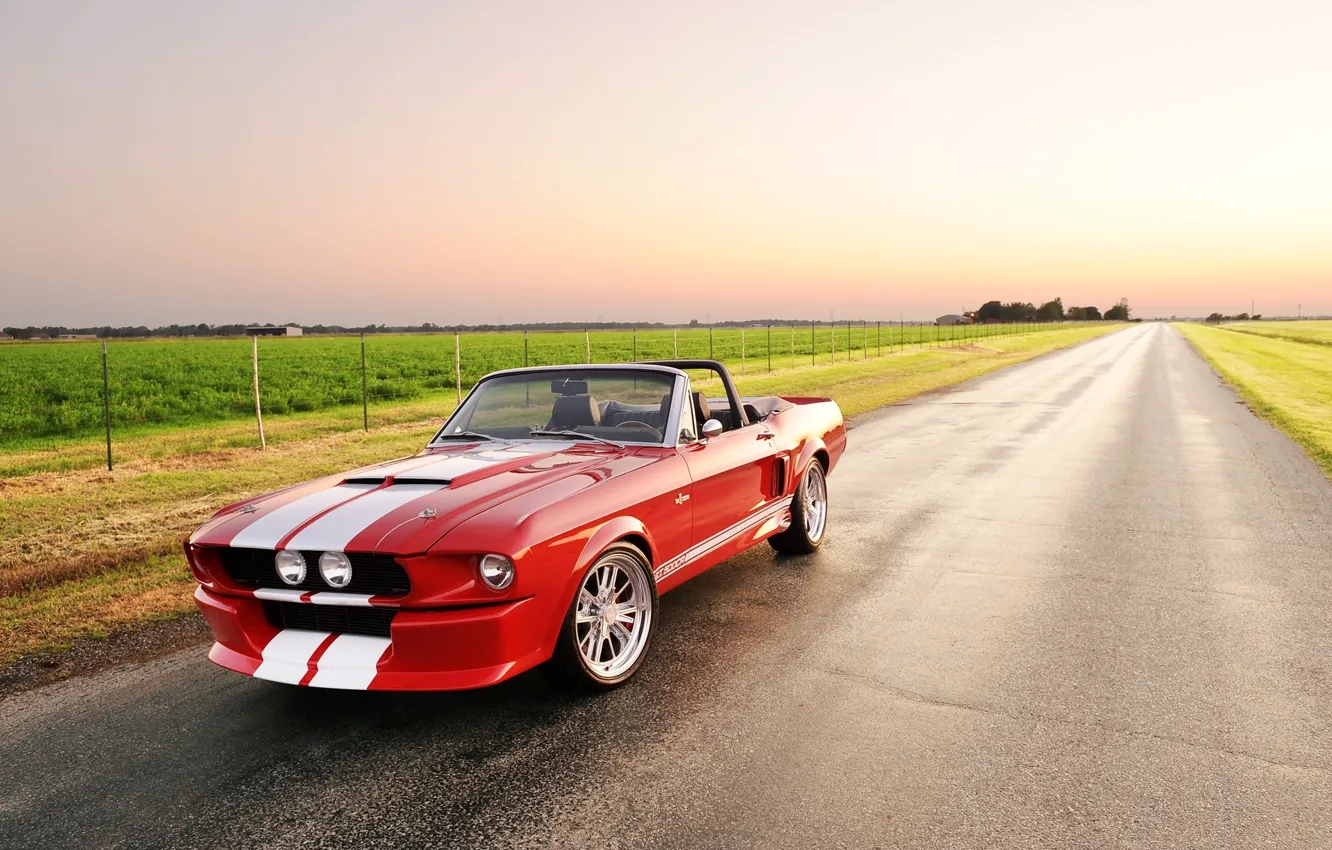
3,322,1331,849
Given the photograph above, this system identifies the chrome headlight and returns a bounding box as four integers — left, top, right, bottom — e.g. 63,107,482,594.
275,549,306,586
479,554,515,590
319,551,353,588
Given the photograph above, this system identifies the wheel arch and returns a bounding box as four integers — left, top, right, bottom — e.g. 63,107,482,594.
573,516,656,576
793,438,830,485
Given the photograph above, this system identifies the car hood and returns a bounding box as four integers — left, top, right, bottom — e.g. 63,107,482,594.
190,442,656,554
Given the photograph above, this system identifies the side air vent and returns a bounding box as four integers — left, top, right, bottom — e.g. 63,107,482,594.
773,457,788,496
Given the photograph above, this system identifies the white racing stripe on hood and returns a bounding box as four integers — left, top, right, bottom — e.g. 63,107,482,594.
253,629,331,684
230,483,378,550
355,456,440,479
308,635,391,689
283,483,443,552
396,456,496,481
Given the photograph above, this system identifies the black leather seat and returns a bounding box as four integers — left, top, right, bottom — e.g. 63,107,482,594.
550,395,600,429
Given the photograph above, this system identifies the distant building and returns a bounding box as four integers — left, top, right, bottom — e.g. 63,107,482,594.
57,334,97,340
246,326,303,336
0,332,12,340
935,314,972,326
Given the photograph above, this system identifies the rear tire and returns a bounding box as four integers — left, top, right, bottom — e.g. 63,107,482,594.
769,459,828,555
545,543,659,691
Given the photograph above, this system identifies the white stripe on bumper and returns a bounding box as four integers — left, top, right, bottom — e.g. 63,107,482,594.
307,593,375,606
308,635,392,690
253,588,306,603
253,629,331,684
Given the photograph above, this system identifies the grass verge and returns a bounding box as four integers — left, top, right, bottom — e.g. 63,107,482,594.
1175,323,1332,477
0,323,1122,666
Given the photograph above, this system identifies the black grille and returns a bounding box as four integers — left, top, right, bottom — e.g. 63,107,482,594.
263,601,396,638
219,548,411,596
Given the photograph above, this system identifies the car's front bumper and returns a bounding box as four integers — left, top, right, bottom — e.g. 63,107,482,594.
194,585,552,691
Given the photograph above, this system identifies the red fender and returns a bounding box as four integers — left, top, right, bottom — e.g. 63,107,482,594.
538,515,658,659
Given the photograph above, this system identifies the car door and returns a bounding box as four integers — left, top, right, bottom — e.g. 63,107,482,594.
680,400,779,547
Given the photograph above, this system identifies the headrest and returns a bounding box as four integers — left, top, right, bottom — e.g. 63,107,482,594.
692,391,712,425
551,394,600,428
551,378,590,396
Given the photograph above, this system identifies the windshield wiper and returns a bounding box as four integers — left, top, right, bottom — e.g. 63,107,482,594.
529,429,624,449
434,430,504,443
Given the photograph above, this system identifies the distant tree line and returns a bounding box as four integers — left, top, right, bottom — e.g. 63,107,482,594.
968,298,1132,323
1204,312,1260,322
4,302,1136,340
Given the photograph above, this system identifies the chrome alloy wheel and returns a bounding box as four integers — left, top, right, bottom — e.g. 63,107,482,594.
574,550,653,681
802,461,828,544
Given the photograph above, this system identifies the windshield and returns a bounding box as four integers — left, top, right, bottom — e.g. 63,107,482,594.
434,369,677,446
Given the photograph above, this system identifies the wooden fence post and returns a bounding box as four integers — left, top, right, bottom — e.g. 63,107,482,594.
360,333,368,431
101,340,112,471
252,336,266,449
455,332,462,404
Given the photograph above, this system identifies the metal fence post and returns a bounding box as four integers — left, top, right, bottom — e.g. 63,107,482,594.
524,329,529,367
709,326,714,360
455,332,462,404
767,325,772,371
252,335,266,449
673,328,678,358
585,329,591,363
831,321,836,363
811,322,815,365
741,327,746,375
360,333,368,431
633,327,638,361
101,340,112,471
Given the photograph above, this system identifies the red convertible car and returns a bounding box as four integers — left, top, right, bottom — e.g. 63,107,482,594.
187,360,846,691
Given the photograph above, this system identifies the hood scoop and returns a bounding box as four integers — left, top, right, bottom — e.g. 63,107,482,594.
342,475,450,486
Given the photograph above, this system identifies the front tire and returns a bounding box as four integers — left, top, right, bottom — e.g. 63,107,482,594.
769,459,828,554
546,543,659,691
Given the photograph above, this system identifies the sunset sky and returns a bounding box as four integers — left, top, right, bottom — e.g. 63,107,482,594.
2,1,1329,326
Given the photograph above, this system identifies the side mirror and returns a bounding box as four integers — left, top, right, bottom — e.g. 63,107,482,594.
700,419,723,440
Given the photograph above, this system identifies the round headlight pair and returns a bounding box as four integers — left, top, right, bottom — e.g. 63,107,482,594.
479,554,515,591
274,550,353,588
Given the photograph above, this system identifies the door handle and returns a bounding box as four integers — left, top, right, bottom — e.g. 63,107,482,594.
757,430,775,440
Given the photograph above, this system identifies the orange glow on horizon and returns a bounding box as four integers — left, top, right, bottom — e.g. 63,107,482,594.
2,2,1330,324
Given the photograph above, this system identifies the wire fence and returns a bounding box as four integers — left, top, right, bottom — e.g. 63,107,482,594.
0,321,1075,473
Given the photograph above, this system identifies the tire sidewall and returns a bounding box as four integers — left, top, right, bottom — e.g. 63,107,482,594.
800,460,827,547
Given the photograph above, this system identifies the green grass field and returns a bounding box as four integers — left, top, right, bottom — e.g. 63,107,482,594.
1217,319,1332,347
0,323,1121,666
1176,322,1332,477
0,322,1069,475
